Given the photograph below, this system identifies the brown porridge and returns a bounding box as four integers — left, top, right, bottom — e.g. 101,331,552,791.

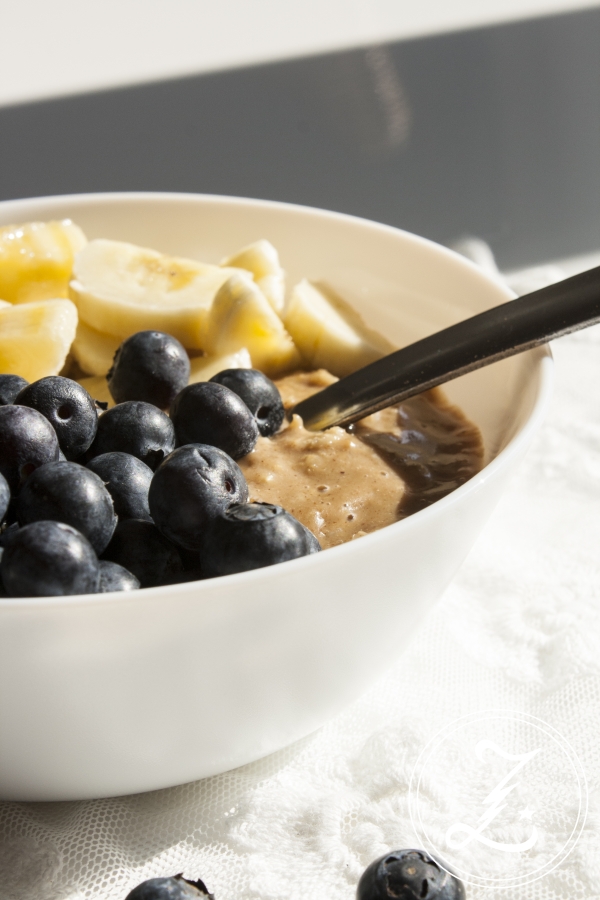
238,370,484,549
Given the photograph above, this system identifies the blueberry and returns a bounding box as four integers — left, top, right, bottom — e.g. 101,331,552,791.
0,522,19,547
102,519,183,588
302,524,322,554
356,850,465,900
0,472,10,523
107,331,190,409
17,461,117,555
202,502,319,577
15,375,98,460
125,874,213,900
149,444,248,551
98,559,140,592
210,368,285,437
170,382,258,459
86,452,153,521
87,401,176,470
1,520,100,597
0,374,29,406
0,405,60,492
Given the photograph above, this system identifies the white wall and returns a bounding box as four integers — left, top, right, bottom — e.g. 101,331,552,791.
2,0,598,107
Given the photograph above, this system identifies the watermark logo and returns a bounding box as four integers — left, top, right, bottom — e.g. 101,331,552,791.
408,711,587,889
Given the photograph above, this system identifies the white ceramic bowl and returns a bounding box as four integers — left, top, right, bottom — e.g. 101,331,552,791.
0,193,553,801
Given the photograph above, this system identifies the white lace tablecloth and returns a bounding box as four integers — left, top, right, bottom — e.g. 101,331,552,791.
1,255,600,900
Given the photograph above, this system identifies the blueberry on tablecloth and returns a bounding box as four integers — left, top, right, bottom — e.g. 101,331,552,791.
357,850,465,900
124,874,213,899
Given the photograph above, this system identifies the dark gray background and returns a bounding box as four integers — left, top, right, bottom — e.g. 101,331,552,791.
1,6,599,269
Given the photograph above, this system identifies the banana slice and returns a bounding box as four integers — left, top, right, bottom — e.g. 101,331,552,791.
221,240,285,314
77,375,115,408
0,219,87,305
284,279,395,377
204,273,300,377
72,319,121,375
189,348,252,383
0,299,78,382
70,239,238,350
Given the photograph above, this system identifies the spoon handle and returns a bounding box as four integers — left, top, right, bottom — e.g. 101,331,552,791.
293,265,600,430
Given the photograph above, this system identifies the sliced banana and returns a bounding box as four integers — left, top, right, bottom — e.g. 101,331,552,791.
0,299,78,382
220,240,285,314
0,219,87,305
189,348,252,383
77,374,115,408
70,239,238,349
284,279,395,377
205,273,300,377
72,319,121,376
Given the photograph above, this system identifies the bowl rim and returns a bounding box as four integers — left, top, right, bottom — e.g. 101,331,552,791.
0,191,554,610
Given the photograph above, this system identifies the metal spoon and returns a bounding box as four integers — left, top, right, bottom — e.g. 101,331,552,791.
292,265,600,431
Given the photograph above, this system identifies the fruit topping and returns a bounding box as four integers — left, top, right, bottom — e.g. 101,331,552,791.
17,461,117,555
107,330,190,408
72,318,121,376
202,501,320,577
0,219,86,304
356,850,465,900
70,239,238,349
86,401,176,470
171,382,259,459
284,279,394,377
98,560,141,592
0,299,78,382
209,367,284,437
102,519,183,588
16,375,98,460
0,472,10,523
204,273,300,376
302,523,322,554
86,452,153,522
77,375,114,409
149,444,249,551
188,348,252,384
0,404,60,492
0,374,29,406
220,238,285,313
1,520,100,597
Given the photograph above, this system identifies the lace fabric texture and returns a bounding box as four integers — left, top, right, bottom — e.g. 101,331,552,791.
1,259,600,900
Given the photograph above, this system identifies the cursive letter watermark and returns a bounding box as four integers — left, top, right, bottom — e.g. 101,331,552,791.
445,740,539,852
408,711,588,888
